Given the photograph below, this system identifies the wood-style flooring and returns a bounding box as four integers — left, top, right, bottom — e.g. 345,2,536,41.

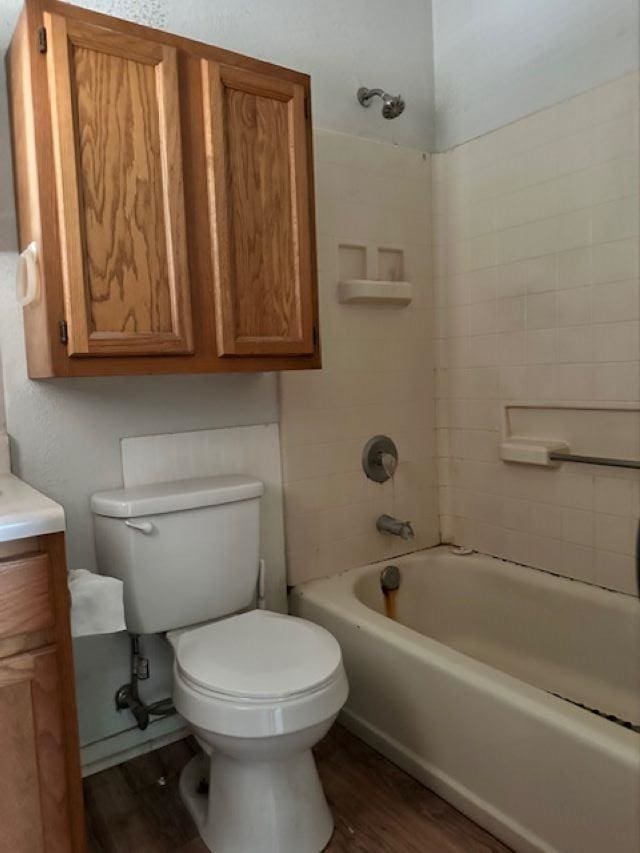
85,724,511,852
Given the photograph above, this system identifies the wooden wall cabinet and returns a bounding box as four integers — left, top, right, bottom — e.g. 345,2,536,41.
0,536,86,852
44,13,194,359
7,0,320,377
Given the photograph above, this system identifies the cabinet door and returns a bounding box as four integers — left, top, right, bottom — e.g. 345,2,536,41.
0,647,71,852
44,12,193,357
202,62,316,357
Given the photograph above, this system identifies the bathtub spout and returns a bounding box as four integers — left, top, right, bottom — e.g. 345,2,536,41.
376,514,414,540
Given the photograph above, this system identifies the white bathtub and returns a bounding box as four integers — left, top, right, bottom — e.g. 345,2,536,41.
291,546,640,853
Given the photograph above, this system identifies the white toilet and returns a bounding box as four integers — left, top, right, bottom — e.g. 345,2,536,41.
91,474,348,853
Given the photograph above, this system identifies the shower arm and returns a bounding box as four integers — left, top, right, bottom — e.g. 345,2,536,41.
357,88,386,107
356,86,405,119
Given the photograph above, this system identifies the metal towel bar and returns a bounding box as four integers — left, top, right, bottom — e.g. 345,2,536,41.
548,452,640,470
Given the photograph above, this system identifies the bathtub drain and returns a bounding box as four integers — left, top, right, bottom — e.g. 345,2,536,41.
549,691,640,734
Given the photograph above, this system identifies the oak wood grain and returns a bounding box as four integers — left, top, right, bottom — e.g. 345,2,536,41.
42,0,313,85
31,645,75,852
0,646,80,852
0,552,54,639
0,653,45,852
225,87,296,338
44,11,193,357
0,628,54,661
9,0,320,376
0,533,86,851
63,17,164,64
203,61,315,357
40,532,87,853
44,10,90,355
0,536,39,559
6,8,55,378
72,45,173,337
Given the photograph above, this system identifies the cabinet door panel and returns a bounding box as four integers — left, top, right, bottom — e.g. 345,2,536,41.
202,62,315,356
44,13,193,357
0,553,54,639
0,648,70,852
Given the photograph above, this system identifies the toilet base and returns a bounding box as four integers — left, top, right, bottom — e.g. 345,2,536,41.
180,747,334,853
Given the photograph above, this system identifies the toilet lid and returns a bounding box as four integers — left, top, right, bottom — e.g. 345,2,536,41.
175,610,343,700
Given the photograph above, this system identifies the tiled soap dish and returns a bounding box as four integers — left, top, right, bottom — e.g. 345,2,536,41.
500,438,570,466
337,279,412,306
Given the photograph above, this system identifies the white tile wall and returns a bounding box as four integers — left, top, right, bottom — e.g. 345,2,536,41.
0,433,9,474
280,130,439,586
433,72,640,595
0,352,7,473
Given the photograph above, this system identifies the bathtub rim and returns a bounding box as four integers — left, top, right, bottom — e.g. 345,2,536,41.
291,546,640,759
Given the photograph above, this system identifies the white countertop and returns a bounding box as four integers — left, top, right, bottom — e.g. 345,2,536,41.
0,473,66,543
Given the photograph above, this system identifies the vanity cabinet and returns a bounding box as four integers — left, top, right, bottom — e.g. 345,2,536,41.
0,535,85,852
7,0,319,377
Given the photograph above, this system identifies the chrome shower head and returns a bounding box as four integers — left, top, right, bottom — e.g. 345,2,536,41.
357,87,405,120
382,94,405,119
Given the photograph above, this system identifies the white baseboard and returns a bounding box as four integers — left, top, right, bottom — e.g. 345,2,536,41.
81,715,189,777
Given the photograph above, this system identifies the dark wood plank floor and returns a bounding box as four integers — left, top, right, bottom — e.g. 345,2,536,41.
85,724,511,852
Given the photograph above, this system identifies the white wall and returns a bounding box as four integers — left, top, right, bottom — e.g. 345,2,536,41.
0,0,435,766
433,0,640,150
74,0,436,150
0,265,279,754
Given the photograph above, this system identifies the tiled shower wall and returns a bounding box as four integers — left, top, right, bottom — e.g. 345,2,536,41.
280,129,439,586
0,354,4,431
433,72,640,595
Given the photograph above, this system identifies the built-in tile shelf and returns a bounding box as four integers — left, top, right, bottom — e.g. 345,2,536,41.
337,243,411,305
500,402,640,467
337,279,413,306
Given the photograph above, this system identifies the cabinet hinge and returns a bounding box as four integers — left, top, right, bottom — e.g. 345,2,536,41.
59,320,68,345
37,26,47,54
312,324,318,347
304,97,309,120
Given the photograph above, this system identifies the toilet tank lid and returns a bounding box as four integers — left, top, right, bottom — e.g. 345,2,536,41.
91,475,264,519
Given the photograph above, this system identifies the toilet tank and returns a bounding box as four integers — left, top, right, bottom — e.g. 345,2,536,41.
91,475,264,634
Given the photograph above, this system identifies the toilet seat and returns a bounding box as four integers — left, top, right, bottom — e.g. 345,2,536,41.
175,609,343,699
171,610,349,737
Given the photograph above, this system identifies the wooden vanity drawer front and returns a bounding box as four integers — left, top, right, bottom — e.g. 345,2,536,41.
0,554,54,640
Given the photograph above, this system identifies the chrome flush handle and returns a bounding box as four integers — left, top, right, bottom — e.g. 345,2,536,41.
124,519,155,534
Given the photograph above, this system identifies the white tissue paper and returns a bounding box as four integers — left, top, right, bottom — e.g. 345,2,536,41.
68,569,126,637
